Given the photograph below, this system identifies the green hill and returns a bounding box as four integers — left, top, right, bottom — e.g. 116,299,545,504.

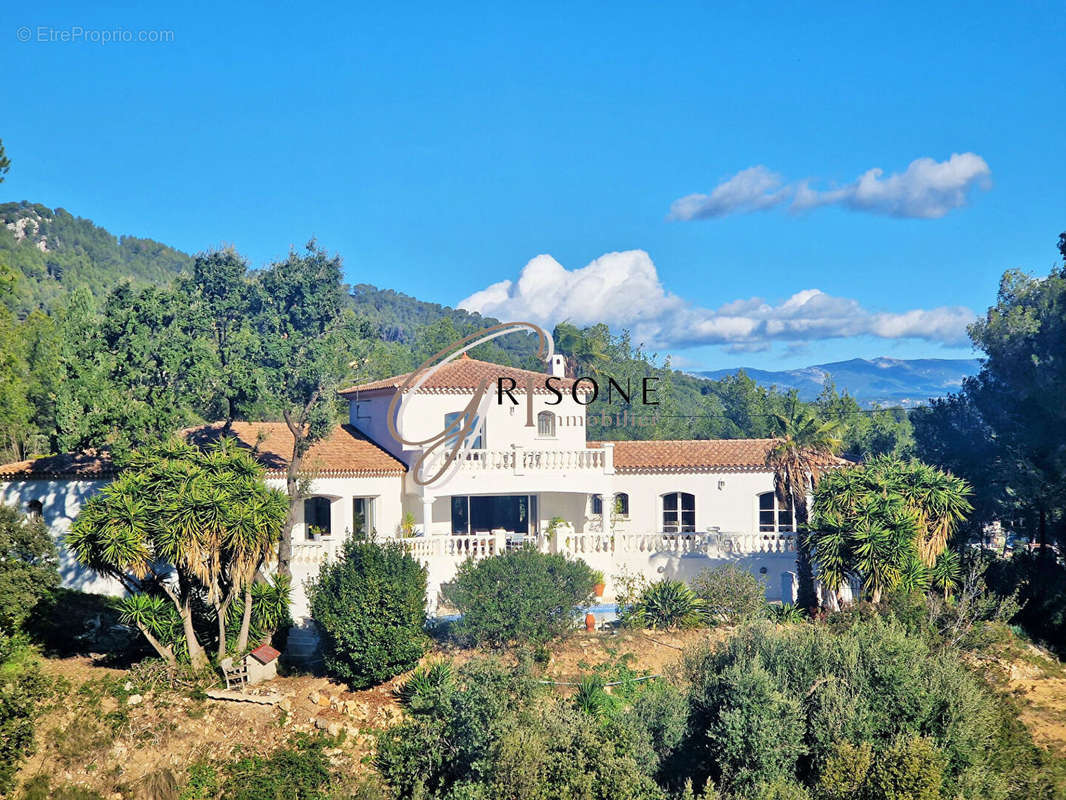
0,201,193,316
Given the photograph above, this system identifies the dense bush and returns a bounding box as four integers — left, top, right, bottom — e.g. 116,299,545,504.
442,546,596,647
690,565,768,625
984,549,1066,654
309,538,427,688
0,631,55,795
679,617,1055,799
377,657,674,799
0,504,59,632
179,734,388,800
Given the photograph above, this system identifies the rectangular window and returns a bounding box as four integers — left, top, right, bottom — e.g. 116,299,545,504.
353,497,375,539
451,496,470,534
663,492,695,533
759,492,775,532
304,497,331,539
444,411,483,449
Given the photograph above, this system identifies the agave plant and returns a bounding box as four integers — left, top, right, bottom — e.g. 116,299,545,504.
395,661,455,716
634,579,705,629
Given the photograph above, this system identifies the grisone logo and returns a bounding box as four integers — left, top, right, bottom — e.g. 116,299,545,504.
385,321,659,488
386,321,552,487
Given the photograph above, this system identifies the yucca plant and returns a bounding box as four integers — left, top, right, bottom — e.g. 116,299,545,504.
633,579,705,629
768,603,804,625
574,674,612,718
395,661,455,716
930,549,962,599
119,593,181,661
810,457,971,606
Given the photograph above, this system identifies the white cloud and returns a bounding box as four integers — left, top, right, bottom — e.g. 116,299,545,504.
668,166,788,221
458,250,975,351
670,154,991,221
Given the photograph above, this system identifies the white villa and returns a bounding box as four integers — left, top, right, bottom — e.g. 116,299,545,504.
0,354,844,656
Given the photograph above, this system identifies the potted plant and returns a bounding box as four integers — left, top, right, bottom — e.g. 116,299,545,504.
591,569,606,598
399,511,416,537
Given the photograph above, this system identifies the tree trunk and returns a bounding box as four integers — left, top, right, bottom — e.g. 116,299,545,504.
214,590,237,662
279,405,314,579
277,454,303,579
1038,506,1049,557
236,587,254,653
162,578,208,669
793,492,818,610
180,591,208,669
135,623,176,666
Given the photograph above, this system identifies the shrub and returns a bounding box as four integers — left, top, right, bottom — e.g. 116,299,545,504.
217,735,333,800
866,735,944,800
0,632,54,795
694,657,805,795
691,564,769,625
309,538,427,688
682,618,1027,799
0,504,59,632
443,546,596,647
633,579,704,629
377,658,666,800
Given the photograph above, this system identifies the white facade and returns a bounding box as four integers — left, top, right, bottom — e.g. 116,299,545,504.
0,358,807,629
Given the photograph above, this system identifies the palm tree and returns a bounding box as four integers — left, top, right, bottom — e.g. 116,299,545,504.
68,438,288,667
553,322,609,377
765,398,843,610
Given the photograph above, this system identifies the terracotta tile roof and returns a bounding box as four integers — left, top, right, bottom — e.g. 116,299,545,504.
340,354,579,395
590,438,849,473
0,423,406,481
0,451,115,480
185,422,406,477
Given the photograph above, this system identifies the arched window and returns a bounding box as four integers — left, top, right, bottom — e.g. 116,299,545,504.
26,499,43,521
537,410,556,438
662,492,695,533
304,496,332,539
758,491,794,532
591,493,629,517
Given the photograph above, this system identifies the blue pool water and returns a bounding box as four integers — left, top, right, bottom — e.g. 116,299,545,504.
432,603,620,626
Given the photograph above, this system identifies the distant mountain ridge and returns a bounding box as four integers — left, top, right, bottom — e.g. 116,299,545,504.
698,357,980,407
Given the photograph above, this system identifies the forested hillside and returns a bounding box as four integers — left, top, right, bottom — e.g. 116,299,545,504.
0,202,193,315
0,203,915,463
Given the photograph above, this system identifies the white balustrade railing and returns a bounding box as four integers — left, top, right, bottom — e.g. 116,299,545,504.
404,532,504,563
440,447,607,473
401,529,795,564
291,539,336,567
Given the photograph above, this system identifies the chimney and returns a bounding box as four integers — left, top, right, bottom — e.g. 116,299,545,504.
549,354,567,378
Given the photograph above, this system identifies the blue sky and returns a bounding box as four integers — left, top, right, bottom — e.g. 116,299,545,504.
2,1,1063,370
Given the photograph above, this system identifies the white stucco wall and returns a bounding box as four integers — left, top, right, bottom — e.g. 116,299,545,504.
0,478,126,595
607,470,780,534
349,384,591,459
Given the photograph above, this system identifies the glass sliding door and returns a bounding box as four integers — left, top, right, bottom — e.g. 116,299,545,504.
449,495,538,535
